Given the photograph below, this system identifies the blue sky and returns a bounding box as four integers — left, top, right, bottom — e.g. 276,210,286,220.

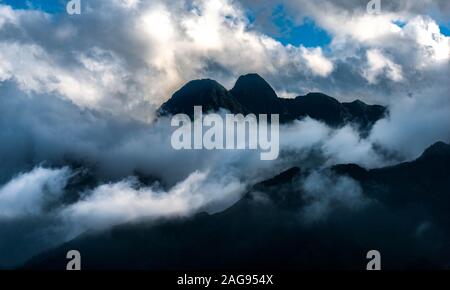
441,24,450,36
269,5,332,47
0,0,65,13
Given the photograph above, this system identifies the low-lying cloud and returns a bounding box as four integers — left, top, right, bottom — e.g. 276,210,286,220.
0,166,71,218
300,171,370,224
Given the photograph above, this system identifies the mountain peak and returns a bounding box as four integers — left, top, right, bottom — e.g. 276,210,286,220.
259,167,301,187
231,73,278,100
158,79,246,116
291,92,346,126
342,99,387,133
172,79,226,97
421,141,450,159
230,73,285,114
304,92,345,104
234,73,271,86
349,99,366,105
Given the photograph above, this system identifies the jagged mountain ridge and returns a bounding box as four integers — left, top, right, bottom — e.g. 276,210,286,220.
158,79,248,116
159,73,387,132
23,142,450,270
332,141,450,208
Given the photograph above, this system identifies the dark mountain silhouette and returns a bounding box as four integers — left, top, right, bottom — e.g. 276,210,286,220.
229,73,288,116
159,73,387,132
333,141,450,210
342,99,386,132
23,142,450,270
158,79,247,117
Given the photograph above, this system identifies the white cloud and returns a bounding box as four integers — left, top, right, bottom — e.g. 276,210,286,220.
0,43,128,109
363,49,403,84
116,0,141,9
300,47,334,77
0,0,345,117
279,117,387,168
323,125,384,167
0,5,16,29
404,16,450,65
322,12,402,44
1,0,445,112
301,171,369,223
61,170,245,233
369,94,450,159
0,167,70,218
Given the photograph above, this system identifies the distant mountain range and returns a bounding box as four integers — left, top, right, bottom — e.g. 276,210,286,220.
18,73,448,270
158,73,387,133
24,142,450,270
